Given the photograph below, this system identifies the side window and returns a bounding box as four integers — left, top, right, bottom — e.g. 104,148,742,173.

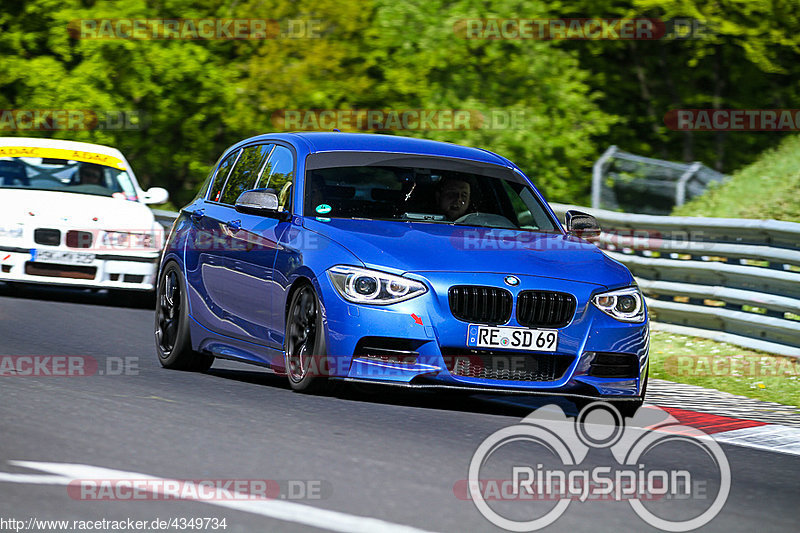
194,158,221,202
208,149,241,203
114,171,137,198
219,144,272,205
260,145,295,210
502,180,557,231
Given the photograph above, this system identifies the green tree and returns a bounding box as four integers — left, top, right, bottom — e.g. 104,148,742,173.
0,0,237,204
558,0,800,173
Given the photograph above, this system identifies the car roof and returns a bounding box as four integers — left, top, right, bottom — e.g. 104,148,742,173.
0,137,127,160
240,132,513,167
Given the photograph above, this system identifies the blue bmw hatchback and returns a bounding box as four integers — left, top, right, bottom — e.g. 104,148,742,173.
156,133,648,410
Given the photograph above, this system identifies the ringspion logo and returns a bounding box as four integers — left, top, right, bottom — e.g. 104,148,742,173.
464,403,730,531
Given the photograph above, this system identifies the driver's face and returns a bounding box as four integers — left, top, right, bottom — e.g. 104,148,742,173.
80,168,102,185
438,181,470,220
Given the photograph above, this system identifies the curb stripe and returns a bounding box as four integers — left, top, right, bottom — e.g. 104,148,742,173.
654,407,767,434
641,406,800,457
711,425,800,457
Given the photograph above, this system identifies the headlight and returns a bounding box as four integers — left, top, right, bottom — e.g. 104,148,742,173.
102,231,156,249
0,224,24,240
591,286,646,323
327,265,427,305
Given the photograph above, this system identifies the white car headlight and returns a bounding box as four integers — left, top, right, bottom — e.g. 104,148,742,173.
0,224,24,240
592,286,646,323
102,231,157,249
327,265,427,305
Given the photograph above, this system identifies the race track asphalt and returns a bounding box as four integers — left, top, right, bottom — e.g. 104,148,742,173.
0,285,797,532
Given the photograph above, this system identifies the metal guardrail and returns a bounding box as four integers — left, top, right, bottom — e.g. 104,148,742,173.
591,146,728,214
551,203,800,357
149,206,800,356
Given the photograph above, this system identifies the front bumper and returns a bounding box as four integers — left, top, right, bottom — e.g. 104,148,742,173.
0,246,159,291
315,271,649,398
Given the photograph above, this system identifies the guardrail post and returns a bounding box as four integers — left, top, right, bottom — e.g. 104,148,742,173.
675,161,702,207
591,145,617,209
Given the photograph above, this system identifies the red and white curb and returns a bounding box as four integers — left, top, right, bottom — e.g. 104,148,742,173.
643,406,800,457
476,382,800,457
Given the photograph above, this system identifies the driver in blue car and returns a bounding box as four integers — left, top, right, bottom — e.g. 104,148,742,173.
436,175,471,220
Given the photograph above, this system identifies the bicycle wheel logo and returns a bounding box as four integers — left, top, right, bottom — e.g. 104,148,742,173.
467,402,730,531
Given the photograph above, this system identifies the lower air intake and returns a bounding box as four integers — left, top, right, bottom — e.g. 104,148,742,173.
588,352,640,378
442,349,573,382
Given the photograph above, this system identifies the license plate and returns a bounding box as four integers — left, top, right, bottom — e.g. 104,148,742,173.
467,324,558,352
32,250,96,265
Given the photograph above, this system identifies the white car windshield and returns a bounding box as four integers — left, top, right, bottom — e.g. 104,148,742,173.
0,156,139,200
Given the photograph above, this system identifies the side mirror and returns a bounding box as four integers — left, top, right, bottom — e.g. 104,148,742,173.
235,189,289,219
142,187,169,205
565,210,601,242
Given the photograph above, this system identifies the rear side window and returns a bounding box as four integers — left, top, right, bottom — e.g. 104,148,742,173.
194,155,223,202
208,149,241,203
219,144,272,205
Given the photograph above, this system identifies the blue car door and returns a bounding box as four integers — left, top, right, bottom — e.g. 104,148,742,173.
185,148,241,332
248,144,296,348
203,143,287,348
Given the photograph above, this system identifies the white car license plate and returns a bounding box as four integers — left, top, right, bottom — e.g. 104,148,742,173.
467,324,558,352
32,250,96,265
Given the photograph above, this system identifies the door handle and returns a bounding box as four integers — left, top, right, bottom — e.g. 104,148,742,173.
226,219,242,231
190,208,205,221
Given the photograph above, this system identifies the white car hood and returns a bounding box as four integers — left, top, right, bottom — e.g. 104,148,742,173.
0,189,156,230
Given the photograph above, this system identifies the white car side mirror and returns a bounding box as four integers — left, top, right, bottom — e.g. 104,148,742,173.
142,187,169,205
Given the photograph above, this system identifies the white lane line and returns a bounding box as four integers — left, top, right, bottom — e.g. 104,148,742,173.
711,425,800,457
4,461,438,533
0,473,72,485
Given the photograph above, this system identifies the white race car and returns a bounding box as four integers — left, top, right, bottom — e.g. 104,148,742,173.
0,137,169,292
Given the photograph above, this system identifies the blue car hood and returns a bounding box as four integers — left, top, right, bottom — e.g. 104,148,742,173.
303,218,633,288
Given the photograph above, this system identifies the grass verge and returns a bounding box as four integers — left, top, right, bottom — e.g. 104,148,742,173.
649,330,800,408
673,135,800,221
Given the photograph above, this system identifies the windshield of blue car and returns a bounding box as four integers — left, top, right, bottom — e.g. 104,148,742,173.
303,164,558,231
0,156,139,200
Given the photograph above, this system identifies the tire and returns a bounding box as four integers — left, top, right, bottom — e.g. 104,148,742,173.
284,283,330,392
155,262,214,372
0,281,22,296
109,289,155,309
